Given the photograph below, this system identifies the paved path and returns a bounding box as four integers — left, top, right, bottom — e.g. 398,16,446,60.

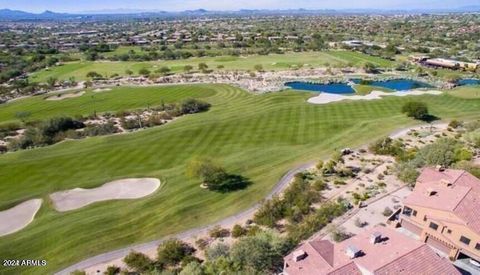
55,161,315,275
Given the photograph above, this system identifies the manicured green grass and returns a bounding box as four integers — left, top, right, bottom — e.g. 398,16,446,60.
1,84,479,274
353,84,394,95
448,86,480,99
30,51,395,82
0,85,215,124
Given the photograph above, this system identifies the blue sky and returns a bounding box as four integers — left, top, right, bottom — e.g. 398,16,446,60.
0,0,478,13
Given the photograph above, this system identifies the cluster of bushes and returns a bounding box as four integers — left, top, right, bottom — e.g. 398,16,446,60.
115,231,294,275
254,173,320,228
121,99,210,130
369,124,476,186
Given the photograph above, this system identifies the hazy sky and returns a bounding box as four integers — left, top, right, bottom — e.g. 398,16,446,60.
0,0,478,13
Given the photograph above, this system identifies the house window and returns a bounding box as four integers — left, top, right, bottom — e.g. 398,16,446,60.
476,243,480,251
412,210,417,217
460,236,471,245
447,229,452,234
429,222,438,231
402,207,413,216
423,216,427,222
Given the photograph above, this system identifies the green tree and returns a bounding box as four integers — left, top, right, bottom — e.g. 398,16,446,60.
401,101,429,120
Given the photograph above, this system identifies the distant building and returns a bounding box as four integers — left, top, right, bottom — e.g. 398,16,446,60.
399,167,480,263
283,226,459,275
420,58,478,71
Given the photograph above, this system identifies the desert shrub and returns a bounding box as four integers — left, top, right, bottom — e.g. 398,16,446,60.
369,137,405,156
83,122,118,136
253,196,285,228
287,202,347,242
454,161,480,178
415,138,462,167
157,239,195,268
449,120,463,129
395,162,419,185
464,130,480,148
330,226,351,242
231,224,247,238
179,261,204,275
465,120,480,132
382,207,393,217
179,98,211,114
206,242,230,261
313,179,327,191
229,231,293,273
209,226,230,238
104,265,121,275
195,238,209,250
123,251,154,273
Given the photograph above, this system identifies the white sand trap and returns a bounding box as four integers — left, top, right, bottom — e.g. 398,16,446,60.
50,178,160,212
307,90,443,105
0,199,42,237
93,88,112,93
46,91,85,101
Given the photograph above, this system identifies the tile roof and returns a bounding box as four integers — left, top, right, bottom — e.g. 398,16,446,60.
283,226,459,275
404,167,480,235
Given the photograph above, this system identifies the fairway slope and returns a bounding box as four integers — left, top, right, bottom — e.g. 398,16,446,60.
50,178,160,212
0,199,42,237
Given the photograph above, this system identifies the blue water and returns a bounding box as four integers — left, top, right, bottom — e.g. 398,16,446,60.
351,79,433,91
458,79,480,86
285,81,355,94
286,79,432,94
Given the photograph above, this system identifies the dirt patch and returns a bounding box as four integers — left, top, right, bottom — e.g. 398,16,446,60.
50,178,160,212
0,199,42,237
46,91,85,101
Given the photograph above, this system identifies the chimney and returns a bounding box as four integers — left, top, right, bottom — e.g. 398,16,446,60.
370,232,382,244
436,165,445,172
293,250,307,262
345,245,361,259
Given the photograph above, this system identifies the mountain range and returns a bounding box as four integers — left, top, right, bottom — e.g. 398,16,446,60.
0,6,479,21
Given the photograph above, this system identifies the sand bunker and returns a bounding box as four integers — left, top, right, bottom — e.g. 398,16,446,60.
93,88,112,93
46,91,85,101
307,90,443,105
0,199,42,237
50,178,160,212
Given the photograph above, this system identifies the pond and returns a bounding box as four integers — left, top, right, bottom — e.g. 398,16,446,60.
285,81,355,94
351,79,433,91
458,79,480,86
286,79,432,94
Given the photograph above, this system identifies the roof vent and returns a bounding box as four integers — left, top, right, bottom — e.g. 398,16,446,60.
426,188,437,196
440,179,452,187
345,245,361,259
370,232,382,244
293,250,307,262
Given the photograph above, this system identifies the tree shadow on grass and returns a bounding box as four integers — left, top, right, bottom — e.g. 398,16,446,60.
420,114,440,123
215,174,252,193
